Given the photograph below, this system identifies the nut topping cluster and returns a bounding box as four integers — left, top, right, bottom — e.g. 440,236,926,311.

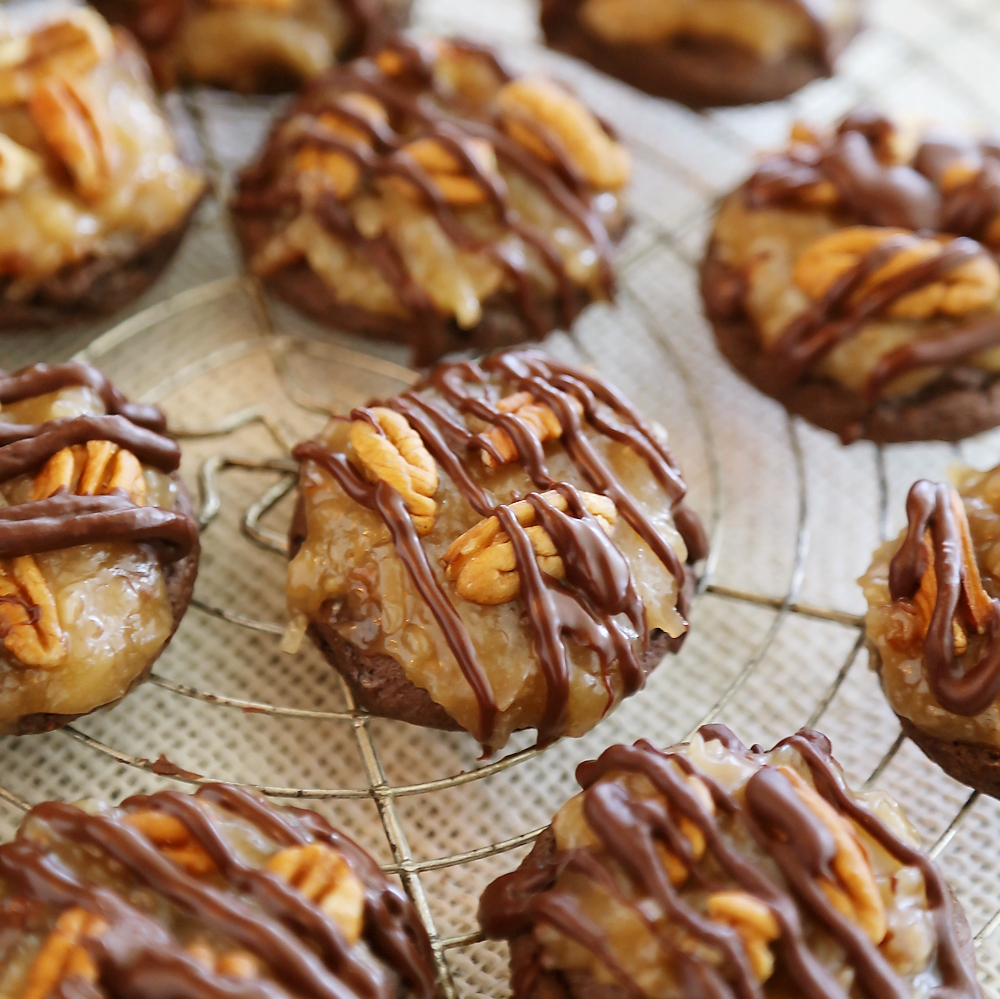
22,907,107,999
443,490,617,605
0,555,65,670
0,9,118,200
794,226,1000,320
32,440,148,506
480,392,583,469
349,408,439,535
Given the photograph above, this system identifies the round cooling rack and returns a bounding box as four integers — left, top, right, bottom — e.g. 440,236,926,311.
6,0,1000,994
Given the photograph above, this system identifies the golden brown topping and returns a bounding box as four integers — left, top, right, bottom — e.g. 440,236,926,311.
0,9,113,107
266,842,365,944
0,555,65,669
123,810,218,877
187,941,262,978
905,488,994,656
293,95,388,200
0,133,40,193
793,226,1000,320
32,440,147,506
707,892,780,983
349,408,438,535
22,907,108,999
479,391,583,469
400,136,499,206
29,73,118,201
496,77,631,191
780,767,886,945
442,490,616,605
652,773,714,887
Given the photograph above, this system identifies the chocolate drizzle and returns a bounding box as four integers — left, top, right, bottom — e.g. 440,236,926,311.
0,784,436,999
233,39,619,365
479,725,982,999
0,363,198,565
889,479,1000,716
293,349,705,749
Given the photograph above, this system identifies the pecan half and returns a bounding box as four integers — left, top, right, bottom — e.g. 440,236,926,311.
479,392,583,470
907,488,994,656
293,93,388,200
497,77,631,191
707,891,780,983
31,440,147,506
0,9,113,107
399,135,500,207
780,767,886,946
654,773,714,888
349,408,438,535
266,843,365,944
22,907,108,999
442,489,616,605
29,73,118,201
793,226,1000,319
0,555,65,669
124,810,218,877
187,942,261,978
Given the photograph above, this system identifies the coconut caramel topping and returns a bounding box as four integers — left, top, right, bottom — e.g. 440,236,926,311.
290,349,706,751
0,784,437,999
480,725,982,999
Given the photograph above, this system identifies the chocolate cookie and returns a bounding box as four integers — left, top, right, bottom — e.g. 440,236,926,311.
702,110,1000,443
861,469,1000,797
540,0,862,108
0,783,437,998
286,349,706,752
480,724,982,999
233,38,630,365
0,9,206,331
0,362,201,736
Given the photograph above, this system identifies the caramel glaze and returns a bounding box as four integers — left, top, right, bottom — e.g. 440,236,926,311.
0,362,198,565
233,39,617,366
479,725,982,999
292,349,707,751
0,783,437,999
731,112,1000,405
540,0,840,72
889,479,1000,716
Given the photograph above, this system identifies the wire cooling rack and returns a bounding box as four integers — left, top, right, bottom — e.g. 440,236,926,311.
7,0,1000,994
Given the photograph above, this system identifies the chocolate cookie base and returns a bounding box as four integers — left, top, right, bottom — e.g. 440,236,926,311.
497,826,977,999
232,210,619,365
540,11,858,108
899,717,1000,800
0,204,201,333
11,477,201,736
700,242,1000,443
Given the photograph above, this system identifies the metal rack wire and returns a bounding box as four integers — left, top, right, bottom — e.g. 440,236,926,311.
5,0,1000,994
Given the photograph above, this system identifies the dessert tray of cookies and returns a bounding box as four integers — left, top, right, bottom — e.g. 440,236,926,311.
5,0,1000,997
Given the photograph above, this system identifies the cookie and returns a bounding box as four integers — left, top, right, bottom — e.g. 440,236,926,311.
286,348,707,752
92,0,412,92
0,8,206,331
540,0,861,108
0,362,201,736
702,111,1000,443
0,783,437,998
861,469,1000,797
480,724,982,999
233,38,631,365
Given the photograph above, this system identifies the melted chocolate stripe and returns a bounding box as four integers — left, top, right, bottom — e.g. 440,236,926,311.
889,480,1000,715
0,363,166,433
0,493,197,563
0,414,181,482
